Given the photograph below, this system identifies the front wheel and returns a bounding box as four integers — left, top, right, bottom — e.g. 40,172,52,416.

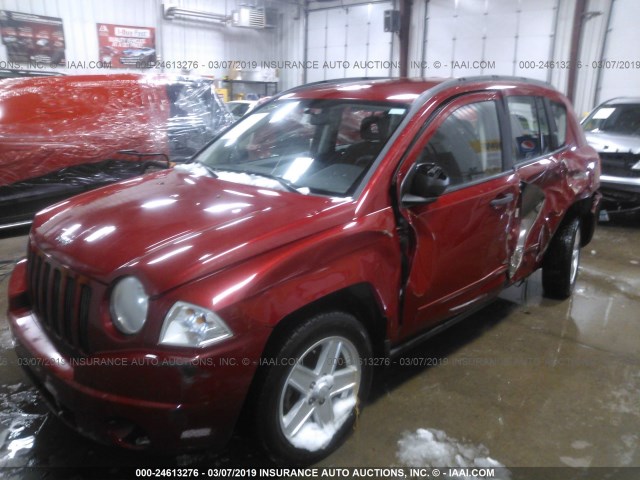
542,218,581,299
254,312,372,464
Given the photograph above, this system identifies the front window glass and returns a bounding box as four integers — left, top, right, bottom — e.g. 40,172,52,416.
194,99,408,197
582,103,640,135
419,100,502,187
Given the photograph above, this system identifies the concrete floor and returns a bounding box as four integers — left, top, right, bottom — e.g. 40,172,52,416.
0,218,638,478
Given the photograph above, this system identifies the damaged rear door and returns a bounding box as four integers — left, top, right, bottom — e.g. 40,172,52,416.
504,95,568,281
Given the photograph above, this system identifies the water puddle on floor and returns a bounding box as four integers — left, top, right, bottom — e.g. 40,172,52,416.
499,266,640,358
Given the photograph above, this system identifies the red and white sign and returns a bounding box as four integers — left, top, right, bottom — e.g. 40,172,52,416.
97,23,156,68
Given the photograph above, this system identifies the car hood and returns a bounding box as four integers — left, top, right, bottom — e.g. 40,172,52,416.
32,167,353,294
584,131,640,154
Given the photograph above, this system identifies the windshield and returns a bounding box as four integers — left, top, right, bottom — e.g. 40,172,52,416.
583,103,640,135
193,98,408,197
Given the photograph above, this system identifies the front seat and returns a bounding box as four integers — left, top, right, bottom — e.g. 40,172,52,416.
345,114,391,166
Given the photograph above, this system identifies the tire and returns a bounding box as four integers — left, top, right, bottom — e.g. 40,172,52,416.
542,218,581,299
254,312,373,465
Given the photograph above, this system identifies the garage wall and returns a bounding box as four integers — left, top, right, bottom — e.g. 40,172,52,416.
410,0,629,116
570,0,612,117
412,0,557,81
273,4,306,90
548,0,639,117
307,0,561,83
306,1,397,83
2,0,638,107
0,0,303,89
307,0,637,115
161,0,273,73
592,0,640,108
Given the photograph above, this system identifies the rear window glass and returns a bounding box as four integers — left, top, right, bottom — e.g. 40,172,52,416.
551,102,567,147
506,96,551,162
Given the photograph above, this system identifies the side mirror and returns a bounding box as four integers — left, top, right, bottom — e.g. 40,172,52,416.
402,163,450,205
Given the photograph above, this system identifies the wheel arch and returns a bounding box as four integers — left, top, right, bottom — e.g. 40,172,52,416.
557,193,599,247
237,283,388,443
259,283,388,362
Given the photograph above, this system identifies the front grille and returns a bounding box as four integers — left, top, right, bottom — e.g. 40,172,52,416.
27,248,92,355
599,152,640,178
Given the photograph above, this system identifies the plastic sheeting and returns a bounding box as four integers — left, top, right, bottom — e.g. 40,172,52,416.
0,73,234,188
166,78,234,161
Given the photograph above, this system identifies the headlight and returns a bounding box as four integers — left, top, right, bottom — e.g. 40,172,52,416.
110,276,149,334
159,301,232,348
632,159,640,171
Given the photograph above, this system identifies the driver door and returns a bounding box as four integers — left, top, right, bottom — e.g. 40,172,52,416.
398,92,519,337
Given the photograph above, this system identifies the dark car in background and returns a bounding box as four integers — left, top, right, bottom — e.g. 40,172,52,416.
582,98,640,215
0,73,233,229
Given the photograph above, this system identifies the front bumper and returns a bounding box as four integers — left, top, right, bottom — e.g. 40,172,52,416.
600,174,640,194
599,174,640,210
7,261,263,452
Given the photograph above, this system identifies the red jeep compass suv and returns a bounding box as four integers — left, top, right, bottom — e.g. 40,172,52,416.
8,77,600,463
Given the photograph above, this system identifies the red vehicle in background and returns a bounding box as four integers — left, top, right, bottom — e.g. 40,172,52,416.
0,73,233,229
8,77,600,464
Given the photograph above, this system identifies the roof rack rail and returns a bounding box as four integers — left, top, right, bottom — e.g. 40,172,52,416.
454,74,553,88
277,76,391,96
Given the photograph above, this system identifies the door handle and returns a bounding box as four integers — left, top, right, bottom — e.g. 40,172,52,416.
490,193,514,207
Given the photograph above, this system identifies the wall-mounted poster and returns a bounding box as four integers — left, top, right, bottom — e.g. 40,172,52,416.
0,10,65,65
97,23,156,68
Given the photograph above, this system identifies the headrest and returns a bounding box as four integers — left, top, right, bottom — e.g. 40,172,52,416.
360,115,390,141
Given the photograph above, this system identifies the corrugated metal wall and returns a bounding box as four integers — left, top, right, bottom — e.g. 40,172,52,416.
0,0,638,110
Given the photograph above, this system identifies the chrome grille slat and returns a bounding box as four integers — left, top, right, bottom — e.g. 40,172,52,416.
599,152,640,178
52,270,61,335
27,248,92,356
78,285,91,353
63,276,76,343
42,263,51,327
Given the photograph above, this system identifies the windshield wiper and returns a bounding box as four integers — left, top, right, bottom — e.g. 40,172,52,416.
247,171,302,193
194,161,219,178
208,167,303,194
